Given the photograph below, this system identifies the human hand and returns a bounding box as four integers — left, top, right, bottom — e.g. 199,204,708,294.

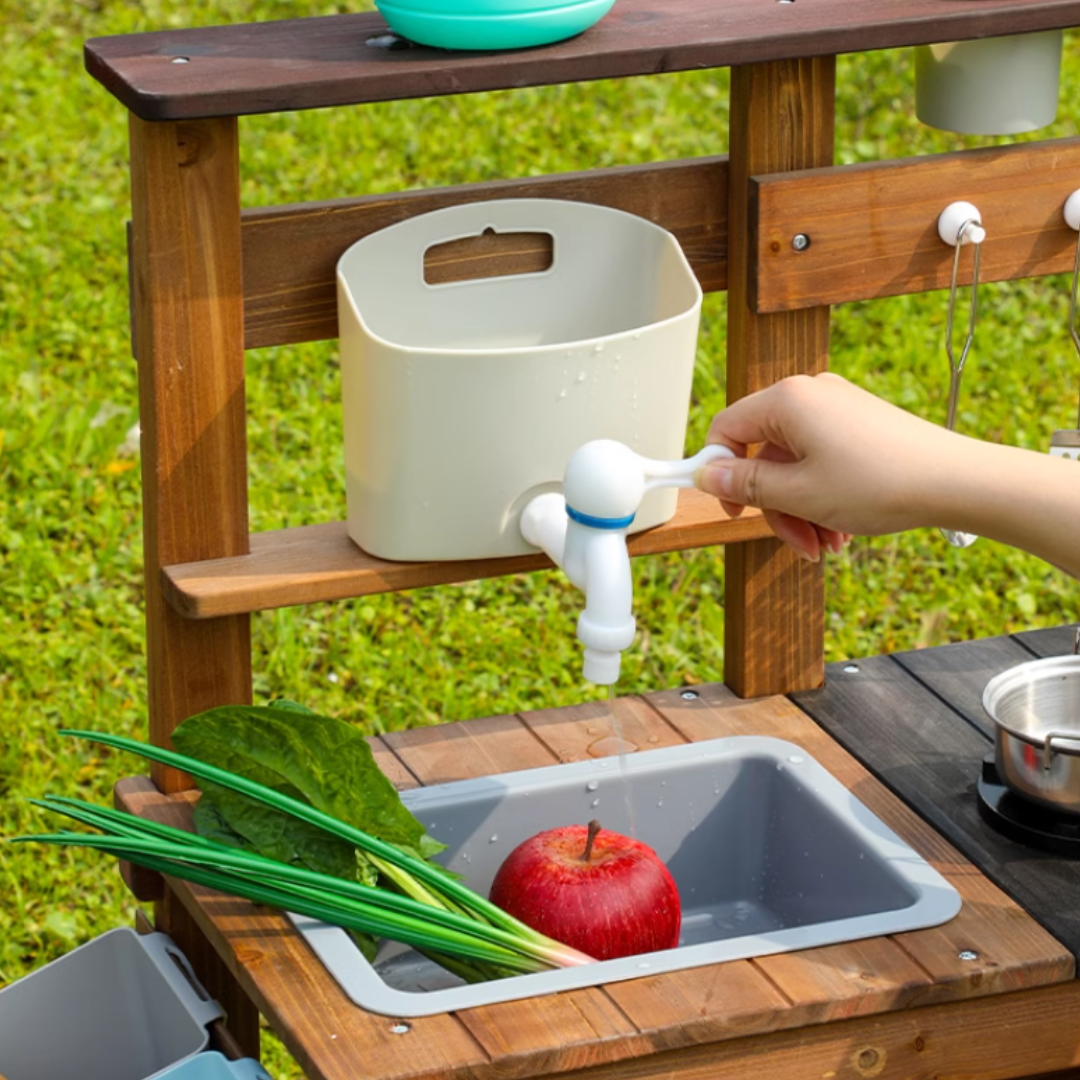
697,373,956,562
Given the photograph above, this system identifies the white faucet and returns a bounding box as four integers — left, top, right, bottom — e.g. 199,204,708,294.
519,439,734,685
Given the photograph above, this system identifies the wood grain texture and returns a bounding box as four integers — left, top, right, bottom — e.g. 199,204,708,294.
160,492,771,620
239,159,727,349
128,115,252,789
534,980,1080,1080
84,0,1080,121
723,58,833,698
114,680,1074,1080
752,137,1080,312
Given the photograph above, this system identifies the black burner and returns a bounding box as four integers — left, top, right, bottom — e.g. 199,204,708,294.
977,754,1080,857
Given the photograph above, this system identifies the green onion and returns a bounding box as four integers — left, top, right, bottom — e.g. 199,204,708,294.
17,731,596,980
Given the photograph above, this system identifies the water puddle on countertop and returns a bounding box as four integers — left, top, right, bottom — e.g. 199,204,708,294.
585,685,639,836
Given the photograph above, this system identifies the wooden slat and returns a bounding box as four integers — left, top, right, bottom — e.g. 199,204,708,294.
129,115,253,792
544,981,1080,1080
752,137,1080,313
84,0,1080,121
889,633,1039,739
1014,622,1080,658
723,58,833,699
792,650,1080,960
518,695,685,763
240,159,727,350
161,492,770,620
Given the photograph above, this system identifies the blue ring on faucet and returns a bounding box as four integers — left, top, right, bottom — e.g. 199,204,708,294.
566,505,636,530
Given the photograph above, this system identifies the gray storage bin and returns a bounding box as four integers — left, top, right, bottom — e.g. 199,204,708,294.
0,928,223,1080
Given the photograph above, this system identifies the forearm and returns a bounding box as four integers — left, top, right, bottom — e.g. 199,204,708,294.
923,436,1080,577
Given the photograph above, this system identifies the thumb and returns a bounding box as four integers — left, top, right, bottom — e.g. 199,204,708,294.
698,455,779,511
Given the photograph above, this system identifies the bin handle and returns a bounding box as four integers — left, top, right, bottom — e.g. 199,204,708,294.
344,197,662,297
138,931,225,1030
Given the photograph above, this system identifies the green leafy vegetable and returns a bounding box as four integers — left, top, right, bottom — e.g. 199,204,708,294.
16,729,596,983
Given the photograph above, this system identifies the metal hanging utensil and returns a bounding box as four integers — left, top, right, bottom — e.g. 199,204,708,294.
1050,190,1080,460
937,201,986,549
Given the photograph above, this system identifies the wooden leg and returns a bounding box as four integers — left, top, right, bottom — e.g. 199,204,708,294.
127,110,260,1058
723,58,835,698
128,114,253,791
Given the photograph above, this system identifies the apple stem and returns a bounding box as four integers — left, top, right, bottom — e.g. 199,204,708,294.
582,819,601,862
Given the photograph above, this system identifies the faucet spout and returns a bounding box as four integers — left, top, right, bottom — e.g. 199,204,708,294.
519,493,634,685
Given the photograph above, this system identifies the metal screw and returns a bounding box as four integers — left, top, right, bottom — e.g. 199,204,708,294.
958,949,979,961
390,1022,412,1034
170,56,190,64
778,0,795,5
843,664,860,674
791,233,811,251
681,690,699,700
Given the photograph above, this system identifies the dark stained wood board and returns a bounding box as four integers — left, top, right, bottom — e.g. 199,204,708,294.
114,683,1072,1080
791,630,1080,961
85,0,1080,121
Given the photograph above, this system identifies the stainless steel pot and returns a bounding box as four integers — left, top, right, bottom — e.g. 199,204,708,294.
983,655,1080,815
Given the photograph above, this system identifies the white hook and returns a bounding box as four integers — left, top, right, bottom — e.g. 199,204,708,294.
1065,190,1080,233
938,201,986,246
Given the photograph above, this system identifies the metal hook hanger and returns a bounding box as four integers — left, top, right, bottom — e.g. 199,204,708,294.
1050,190,1080,459
936,201,985,549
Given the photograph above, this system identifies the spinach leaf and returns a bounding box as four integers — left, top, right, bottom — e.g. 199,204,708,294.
173,704,446,885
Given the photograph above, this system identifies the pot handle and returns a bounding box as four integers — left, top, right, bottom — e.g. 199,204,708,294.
1041,731,1080,770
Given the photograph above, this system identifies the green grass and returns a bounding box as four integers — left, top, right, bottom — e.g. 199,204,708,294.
4,2,1080,1074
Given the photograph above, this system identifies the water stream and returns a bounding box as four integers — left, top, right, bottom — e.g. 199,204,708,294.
585,685,638,837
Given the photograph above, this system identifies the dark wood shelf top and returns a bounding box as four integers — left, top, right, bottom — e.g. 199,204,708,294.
161,490,771,619
86,0,1080,121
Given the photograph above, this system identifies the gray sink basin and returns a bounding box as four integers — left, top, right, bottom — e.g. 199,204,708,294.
291,736,960,1016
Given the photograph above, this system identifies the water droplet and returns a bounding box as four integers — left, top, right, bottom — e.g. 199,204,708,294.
656,800,664,808
586,780,599,791
488,834,499,843
577,371,586,382
787,755,804,764
594,344,605,354
558,389,567,399
590,798,600,807
587,735,638,757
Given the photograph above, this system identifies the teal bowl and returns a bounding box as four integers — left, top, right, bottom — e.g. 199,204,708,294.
374,0,616,51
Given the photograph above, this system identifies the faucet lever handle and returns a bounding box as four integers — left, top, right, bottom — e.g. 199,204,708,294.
640,444,734,493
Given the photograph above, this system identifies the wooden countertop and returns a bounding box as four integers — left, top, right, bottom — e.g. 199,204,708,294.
118,671,1080,1080
85,0,1080,121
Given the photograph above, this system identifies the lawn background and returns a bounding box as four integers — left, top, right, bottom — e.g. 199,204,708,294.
4,2,1080,1074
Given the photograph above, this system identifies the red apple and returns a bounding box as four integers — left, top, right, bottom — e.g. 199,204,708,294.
489,820,681,961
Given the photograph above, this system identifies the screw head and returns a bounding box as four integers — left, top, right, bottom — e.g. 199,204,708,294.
389,1022,412,1034
791,233,811,251
843,664,860,674
681,690,699,700
958,949,979,961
